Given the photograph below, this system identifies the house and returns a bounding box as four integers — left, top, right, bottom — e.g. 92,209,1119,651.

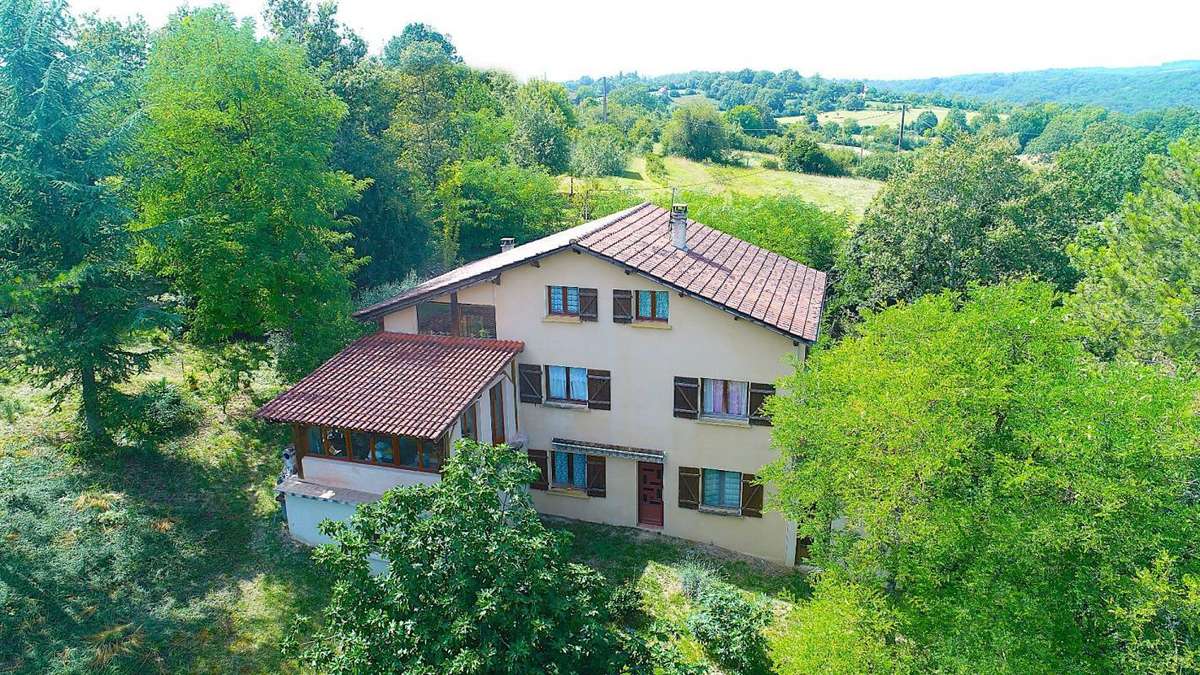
256,202,827,565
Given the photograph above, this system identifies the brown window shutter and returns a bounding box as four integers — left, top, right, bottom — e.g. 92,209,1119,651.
587,369,611,410
673,376,699,419
612,289,632,323
741,473,763,518
585,455,606,497
579,287,598,321
678,466,700,509
749,382,775,426
518,363,543,403
528,448,548,490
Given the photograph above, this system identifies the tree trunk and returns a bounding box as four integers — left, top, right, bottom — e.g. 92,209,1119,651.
79,364,105,444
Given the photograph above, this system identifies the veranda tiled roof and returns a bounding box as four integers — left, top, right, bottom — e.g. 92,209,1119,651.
256,332,523,439
354,202,827,342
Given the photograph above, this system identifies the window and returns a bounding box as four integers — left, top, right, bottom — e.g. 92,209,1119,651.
307,426,323,455
547,285,580,316
635,290,669,321
702,469,742,510
397,436,419,467
461,403,478,441
552,451,588,489
324,428,347,457
373,436,394,464
350,431,371,461
702,378,749,419
416,300,497,338
547,365,588,403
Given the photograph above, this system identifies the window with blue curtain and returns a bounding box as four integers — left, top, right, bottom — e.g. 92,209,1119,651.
702,469,742,509
566,286,579,314
307,427,323,455
552,451,587,488
549,285,565,313
636,290,670,321
547,365,587,402
548,365,567,399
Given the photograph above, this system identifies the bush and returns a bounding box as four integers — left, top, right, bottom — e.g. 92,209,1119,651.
643,152,668,185
119,380,203,443
854,150,900,180
778,130,845,176
686,580,770,673
677,558,720,600
760,157,781,170
570,123,630,177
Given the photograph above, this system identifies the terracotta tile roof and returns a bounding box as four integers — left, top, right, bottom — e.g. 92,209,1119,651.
256,332,523,439
354,202,827,342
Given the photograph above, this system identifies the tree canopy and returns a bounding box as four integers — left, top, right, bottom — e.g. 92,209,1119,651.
764,281,1200,672
662,101,729,162
290,441,647,674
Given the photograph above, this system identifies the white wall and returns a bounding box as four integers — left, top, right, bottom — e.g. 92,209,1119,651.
284,495,387,573
381,249,806,564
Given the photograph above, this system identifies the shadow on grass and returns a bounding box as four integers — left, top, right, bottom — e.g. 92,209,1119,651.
0,405,328,673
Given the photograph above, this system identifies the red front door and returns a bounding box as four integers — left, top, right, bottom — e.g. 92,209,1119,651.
638,462,664,527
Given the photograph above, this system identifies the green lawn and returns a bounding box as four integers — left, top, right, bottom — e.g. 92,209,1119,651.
579,154,881,219
0,353,807,673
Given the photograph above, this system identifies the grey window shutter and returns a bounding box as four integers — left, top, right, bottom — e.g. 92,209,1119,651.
741,472,763,518
673,376,699,419
528,449,548,490
518,364,543,403
587,369,611,410
678,466,700,509
579,287,598,321
612,289,632,323
749,382,775,426
586,455,606,497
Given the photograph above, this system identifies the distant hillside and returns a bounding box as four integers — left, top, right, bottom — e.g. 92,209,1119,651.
871,61,1200,113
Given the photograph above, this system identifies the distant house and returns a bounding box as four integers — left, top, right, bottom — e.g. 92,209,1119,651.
256,202,827,565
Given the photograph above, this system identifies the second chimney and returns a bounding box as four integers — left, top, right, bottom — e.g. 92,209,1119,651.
500,237,516,253
670,204,688,250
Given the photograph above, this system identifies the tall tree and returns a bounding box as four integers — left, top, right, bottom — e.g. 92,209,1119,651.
661,101,728,162
1070,138,1200,369
382,22,460,69
263,0,367,74
764,281,1200,672
133,8,363,380
0,1,171,442
836,136,1076,316
508,80,575,173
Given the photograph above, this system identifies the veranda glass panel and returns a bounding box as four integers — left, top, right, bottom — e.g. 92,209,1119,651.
397,437,418,467
374,436,393,464
350,431,371,461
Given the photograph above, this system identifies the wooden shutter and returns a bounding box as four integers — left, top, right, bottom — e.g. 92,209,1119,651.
673,376,699,419
749,382,775,426
579,287,598,321
741,472,763,518
612,289,632,323
528,449,548,490
587,369,611,410
586,455,606,497
678,466,700,509
518,363,543,403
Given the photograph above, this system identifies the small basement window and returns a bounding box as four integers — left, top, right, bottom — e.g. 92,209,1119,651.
702,469,742,510
635,290,669,321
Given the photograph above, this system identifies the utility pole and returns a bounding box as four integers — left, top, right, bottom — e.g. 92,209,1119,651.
897,104,907,151
602,76,608,124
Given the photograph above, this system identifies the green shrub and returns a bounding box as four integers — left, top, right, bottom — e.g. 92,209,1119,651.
760,157,781,170
678,558,719,600
643,152,668,185
686,580,770,673
120,379,203,443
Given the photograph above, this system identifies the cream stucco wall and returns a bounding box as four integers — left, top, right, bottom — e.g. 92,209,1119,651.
379,249,806,564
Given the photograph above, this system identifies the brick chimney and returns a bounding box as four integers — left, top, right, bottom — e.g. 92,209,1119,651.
670,204,688,250
500,237,516,253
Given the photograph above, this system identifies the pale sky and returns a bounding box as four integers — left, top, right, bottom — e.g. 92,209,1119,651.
73,0,1200,82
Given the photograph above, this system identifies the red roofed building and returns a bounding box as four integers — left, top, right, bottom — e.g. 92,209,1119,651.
259,202,827,565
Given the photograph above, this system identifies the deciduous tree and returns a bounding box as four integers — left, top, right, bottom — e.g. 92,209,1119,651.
764,281,1200,672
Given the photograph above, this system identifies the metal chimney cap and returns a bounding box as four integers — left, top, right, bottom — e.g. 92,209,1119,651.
499,237,516,252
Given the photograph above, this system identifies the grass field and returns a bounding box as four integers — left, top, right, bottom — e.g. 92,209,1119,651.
779,105,998,128
0,352,808,673
577,154,882,218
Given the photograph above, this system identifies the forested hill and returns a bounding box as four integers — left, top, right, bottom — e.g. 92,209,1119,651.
870,61,1200,113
